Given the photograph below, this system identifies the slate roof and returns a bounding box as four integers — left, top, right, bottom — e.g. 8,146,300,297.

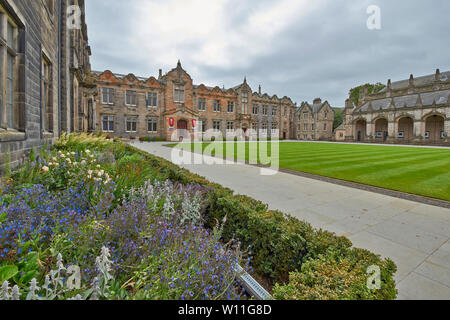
380,71,450,92
356,89,450,112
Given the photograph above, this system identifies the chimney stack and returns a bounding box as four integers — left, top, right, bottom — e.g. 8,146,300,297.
387,79,391,89
158,69,162,79
259,85,261,95
435,69,441,81
409,74,414,86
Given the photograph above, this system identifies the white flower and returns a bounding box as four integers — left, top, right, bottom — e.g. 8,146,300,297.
11,286,20,301
81,160,87,165
42,166,50,173
1,281,11,300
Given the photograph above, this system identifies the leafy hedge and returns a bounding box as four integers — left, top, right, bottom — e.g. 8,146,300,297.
126,144,398,300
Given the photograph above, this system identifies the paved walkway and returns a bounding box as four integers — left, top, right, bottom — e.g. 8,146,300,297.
134,142,450,300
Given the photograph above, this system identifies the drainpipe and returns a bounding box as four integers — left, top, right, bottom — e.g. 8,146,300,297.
57,0,62,136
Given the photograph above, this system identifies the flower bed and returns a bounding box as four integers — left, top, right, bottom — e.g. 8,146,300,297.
0,133,398,300
0,133,248,300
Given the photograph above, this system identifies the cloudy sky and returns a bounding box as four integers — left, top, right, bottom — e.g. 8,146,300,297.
85,0,450,107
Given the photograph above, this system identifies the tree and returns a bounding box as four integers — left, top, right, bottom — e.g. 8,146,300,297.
349,83,386,106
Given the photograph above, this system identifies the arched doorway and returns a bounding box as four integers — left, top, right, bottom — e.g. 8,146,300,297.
355,119,367,142
375,118,388,142
425,115,444,144
398,117,414,142
177,119,188,140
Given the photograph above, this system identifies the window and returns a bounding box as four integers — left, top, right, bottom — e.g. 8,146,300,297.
199,120,207,133
0,15,18,129
213,120,221,132
262,122,268,132
311,124,315,131
102,88,114,104
147,92,157,108
126,91,137,106
174,84,185,103
284,107,287,116
398,132,405,138
324,111,328,120
241,92,248,114
304,124,308,131
262,106,268,115
102,116,114,132
252,105,259,115
271,122,278,133
227,121,234,132
213,100,221,112
198,98,206,111
303,112,309,119
42,57,53,132
126,117,137,132
227,101,234,113
323,123,327,131
272,107,277,116
252,122,258,131
147,118,158,133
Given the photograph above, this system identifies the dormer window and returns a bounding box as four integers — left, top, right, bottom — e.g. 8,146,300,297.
174,84,185,103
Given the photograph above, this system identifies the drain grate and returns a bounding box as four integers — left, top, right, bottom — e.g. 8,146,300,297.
235,264,272,300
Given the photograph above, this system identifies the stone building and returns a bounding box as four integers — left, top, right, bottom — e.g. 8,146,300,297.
0,0,92,173
93,61,298,141
334,124,346,141
294,98,335,141
343,69,450,145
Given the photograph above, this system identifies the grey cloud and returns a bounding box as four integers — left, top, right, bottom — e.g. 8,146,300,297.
86,0,450,107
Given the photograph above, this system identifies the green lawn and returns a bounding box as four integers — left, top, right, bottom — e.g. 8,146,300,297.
170,142,450,201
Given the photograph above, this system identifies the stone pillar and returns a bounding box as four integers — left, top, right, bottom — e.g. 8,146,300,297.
366,122,373,141
445,119,450,144
413,120,424,144
387,121,396,143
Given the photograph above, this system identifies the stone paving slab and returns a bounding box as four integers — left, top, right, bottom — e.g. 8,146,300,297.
133,142,450,300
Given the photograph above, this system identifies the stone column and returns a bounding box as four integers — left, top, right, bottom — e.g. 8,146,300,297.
387,121,396,144
366,122,373,142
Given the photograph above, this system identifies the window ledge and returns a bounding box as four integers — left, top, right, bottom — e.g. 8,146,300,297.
42,131,55,139
0,130,26,142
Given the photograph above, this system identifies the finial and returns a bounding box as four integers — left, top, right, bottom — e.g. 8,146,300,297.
177,60,182,68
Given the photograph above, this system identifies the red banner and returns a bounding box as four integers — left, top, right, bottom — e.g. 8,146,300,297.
192,119,197,128
169,117,175,127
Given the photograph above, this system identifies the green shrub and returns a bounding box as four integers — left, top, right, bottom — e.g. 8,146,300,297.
273,248,397,300
125,144,398,299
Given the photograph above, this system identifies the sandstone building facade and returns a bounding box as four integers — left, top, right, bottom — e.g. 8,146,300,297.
93,61,301,141
294,98,335,141
344,69,450,145
0,0,92,173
